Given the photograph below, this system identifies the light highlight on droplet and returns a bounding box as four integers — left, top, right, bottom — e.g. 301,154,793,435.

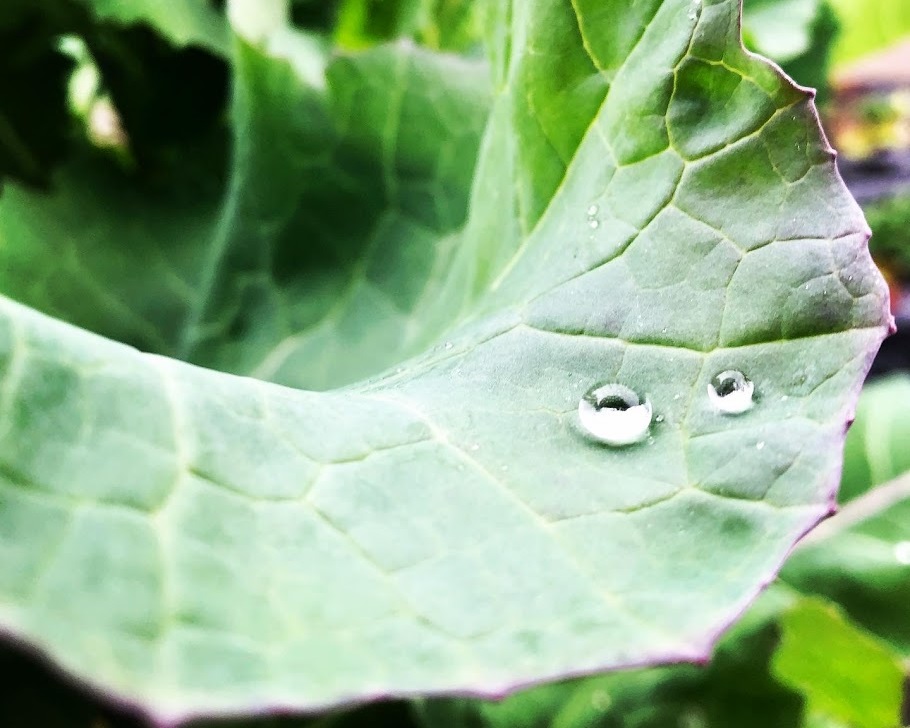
708,370,754,415
578,383,652,446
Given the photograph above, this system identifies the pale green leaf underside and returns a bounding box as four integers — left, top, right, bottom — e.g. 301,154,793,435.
0,0,891,723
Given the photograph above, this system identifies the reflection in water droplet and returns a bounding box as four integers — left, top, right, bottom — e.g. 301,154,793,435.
894,541,910,565
578,383,652,446
708,370,754,415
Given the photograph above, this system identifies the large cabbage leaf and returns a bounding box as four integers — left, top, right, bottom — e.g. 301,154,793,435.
0,0,890,723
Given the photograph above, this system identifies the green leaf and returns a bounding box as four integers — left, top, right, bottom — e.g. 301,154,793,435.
781,379,910,657
76,0,231,56
334,0,481,51
0,0,890,723
742,0,839,103
742,0,823,63
415,586,804,728
840,375,910,503
865,193,910,280
827,0,910,68
771,597,905,728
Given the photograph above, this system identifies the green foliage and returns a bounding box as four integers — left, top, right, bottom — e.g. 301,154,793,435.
772,598,905,728
839,375,910,503
417,587,806,728
75,0,231,56
335,0,481,51
742,0,824,63
865,193,910,279
827,0,910,67
0,0,897,726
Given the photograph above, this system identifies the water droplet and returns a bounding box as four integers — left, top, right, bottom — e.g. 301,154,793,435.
756,441,765,450
444,341,454,350
501,465,509,472
578,383,652,446
395,367,405,374
781,395,789,401
587,204,599,216
655,414,664,423
470,443,480,452
708,370,754,415
894,541,910,565
589,219,599,230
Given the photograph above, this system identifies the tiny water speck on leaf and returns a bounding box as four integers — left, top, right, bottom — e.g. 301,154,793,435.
708,370,754,415
578,383,652,446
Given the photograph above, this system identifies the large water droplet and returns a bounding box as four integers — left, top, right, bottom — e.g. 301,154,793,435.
708,370,754,415
578,383,652,446
894,541,910,565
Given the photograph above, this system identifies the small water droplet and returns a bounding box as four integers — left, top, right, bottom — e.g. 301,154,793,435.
655,414,664,423
578,383,652,446
470,443,480,452
444,341,454,350
781,395,789,401
673,393,681,401
501,465,509,472
756,441,765,450
894,541,910,565
708,370,754,415
587,204,599,216
589,219,599,230
395,367,405,374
